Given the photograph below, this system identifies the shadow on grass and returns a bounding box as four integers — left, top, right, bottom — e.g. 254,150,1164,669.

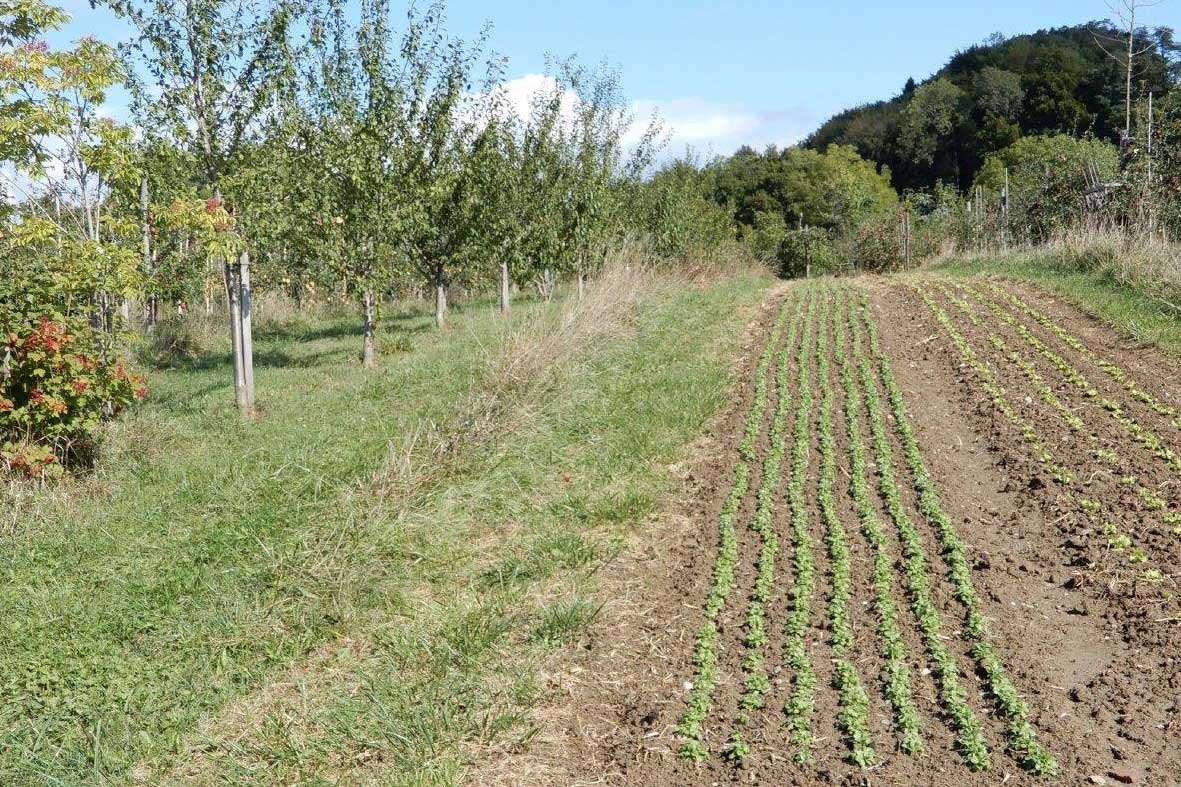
148,346,351,374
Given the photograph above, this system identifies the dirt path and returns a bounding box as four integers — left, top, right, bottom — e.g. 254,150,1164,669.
470,275,1181,787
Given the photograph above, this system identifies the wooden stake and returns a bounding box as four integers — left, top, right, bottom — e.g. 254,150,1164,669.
239,250,255,413
225,258,247,413
903,210,911,268
361,288,377,368
141,176,156,328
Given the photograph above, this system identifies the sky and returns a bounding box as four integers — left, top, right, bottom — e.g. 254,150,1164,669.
52,0,1177,159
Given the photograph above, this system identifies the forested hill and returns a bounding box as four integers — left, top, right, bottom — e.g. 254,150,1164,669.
805,22,1181,192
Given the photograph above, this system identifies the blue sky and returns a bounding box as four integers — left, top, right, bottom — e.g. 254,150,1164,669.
53,0,1175,157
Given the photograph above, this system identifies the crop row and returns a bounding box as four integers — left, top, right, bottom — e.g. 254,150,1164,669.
930,281,1170,572
962,282,1181,480
849,297,992,771
815,290,875,767
782,289,819,763
983,282,1181,431
723,288,810,760
859,290,1058,776
931,282,1093,441
905,281,1075,484
963,280,1178,503
676,293,797,761
832,288,924,756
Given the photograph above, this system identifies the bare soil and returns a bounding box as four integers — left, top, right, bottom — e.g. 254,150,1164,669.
470,275,1181,787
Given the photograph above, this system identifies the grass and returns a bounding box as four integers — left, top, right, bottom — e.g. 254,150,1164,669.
0,266,775,785
931,249,1181,356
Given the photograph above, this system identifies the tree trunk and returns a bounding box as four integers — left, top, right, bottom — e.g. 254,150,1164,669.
537,267,555,301
499,262,511,313
576,271,585,300
362,288,377,368
239,251,255,413
1126,20,1134,134
435,282,447,329
224,259,247,414
141,175,153,329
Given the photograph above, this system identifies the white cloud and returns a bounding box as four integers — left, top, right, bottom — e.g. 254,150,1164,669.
631,97,818,160
497,74,818,163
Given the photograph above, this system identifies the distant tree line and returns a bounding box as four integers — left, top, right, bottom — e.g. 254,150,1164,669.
644,20,1181,279
807,23,1180,192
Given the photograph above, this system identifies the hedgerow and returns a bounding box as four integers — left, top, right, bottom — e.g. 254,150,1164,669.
2,256,147,476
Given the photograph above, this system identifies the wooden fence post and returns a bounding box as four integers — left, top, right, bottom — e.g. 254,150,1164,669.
903,210,911,268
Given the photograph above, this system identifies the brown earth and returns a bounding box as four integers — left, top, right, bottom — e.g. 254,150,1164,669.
470,275,1181,787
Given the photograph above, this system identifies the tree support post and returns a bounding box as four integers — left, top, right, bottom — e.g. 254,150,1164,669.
435,280,447,328
903,210,911,268
224,258,247,414
141,175,156,329
238,250,255,413
499,262,511,313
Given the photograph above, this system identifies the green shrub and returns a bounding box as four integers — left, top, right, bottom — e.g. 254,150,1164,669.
1,230,144,475
778,227,836,278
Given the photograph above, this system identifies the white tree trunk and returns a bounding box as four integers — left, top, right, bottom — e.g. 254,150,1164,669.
499,262,511,313
362,288,377,368
224,260,247,414
537,267,555,301
239,251,255,413
435,283,447,328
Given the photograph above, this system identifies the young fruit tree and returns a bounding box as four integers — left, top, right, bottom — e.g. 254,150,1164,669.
101,0,304,412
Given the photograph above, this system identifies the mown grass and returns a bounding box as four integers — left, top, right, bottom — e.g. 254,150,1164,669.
932,251,1181,356
0,269,775,785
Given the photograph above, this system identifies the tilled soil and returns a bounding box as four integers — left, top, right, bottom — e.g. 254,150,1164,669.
471,275,1181,787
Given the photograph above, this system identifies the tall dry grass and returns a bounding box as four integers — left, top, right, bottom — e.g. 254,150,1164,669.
1042,227,1181,310
370,245,769,497
929,225,1181,312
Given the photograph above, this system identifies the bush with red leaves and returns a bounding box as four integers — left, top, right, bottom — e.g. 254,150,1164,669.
2,315,146,477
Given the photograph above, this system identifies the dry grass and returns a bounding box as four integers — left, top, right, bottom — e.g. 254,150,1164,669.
369,247,747,502
491,257,656,394
928,226,1181,312
1042,227,1181,310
